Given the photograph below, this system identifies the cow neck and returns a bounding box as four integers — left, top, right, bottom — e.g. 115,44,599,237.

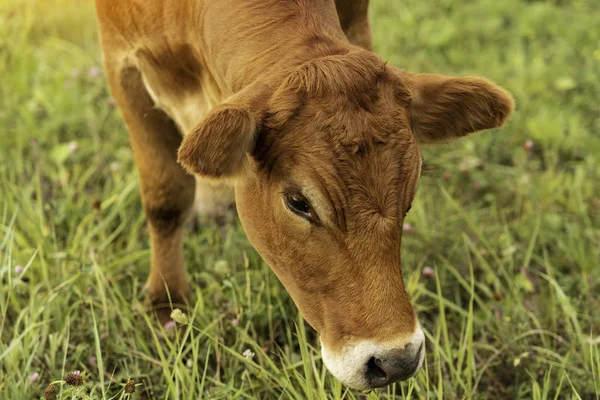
201,2,352,96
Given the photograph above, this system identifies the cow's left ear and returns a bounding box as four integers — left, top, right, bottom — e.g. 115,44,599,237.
178,84,270,178
402,71,515,143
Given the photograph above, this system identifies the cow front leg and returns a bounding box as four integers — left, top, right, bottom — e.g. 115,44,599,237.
104,63,196,324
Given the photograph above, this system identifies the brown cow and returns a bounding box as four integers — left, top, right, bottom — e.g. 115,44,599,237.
95,0,514,390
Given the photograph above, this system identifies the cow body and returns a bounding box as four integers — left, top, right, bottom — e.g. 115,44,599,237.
95,0,514,390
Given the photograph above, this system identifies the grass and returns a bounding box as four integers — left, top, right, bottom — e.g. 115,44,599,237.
1,0,599,398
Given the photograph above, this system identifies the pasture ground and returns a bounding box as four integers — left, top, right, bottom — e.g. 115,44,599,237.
1,0,599,398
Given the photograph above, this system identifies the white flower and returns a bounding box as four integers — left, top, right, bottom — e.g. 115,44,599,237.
242,349,255,361
213,260,230,275
584,336,600,345
170,309,189,325
422,266,435,280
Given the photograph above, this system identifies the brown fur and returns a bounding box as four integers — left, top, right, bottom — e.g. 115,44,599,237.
406,72,515,143
95,0,514,351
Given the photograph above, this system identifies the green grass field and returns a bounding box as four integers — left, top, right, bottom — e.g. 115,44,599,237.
1,0,599,399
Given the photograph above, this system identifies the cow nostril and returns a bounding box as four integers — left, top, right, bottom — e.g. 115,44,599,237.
364,342,424,388
365,356,387,383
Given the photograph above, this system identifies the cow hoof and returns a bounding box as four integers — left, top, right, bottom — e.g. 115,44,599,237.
144,290,189,327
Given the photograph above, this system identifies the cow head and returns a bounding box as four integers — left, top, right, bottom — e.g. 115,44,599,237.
178,50,514,389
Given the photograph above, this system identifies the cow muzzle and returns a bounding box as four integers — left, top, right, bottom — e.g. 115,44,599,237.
320,325,425,389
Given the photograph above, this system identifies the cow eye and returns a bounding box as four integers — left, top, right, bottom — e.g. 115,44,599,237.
285,192,311,218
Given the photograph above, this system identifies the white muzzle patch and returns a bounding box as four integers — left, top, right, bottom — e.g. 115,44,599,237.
320,325,425,390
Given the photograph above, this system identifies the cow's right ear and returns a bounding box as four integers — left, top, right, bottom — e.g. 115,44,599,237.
177,85,269,179
406,72,514,143
389,67,514,143
408,74,515,143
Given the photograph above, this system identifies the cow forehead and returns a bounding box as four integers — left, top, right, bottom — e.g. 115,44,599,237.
266,105,420,234
262,77,413,167
286,89,417,184
299,70,410,142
